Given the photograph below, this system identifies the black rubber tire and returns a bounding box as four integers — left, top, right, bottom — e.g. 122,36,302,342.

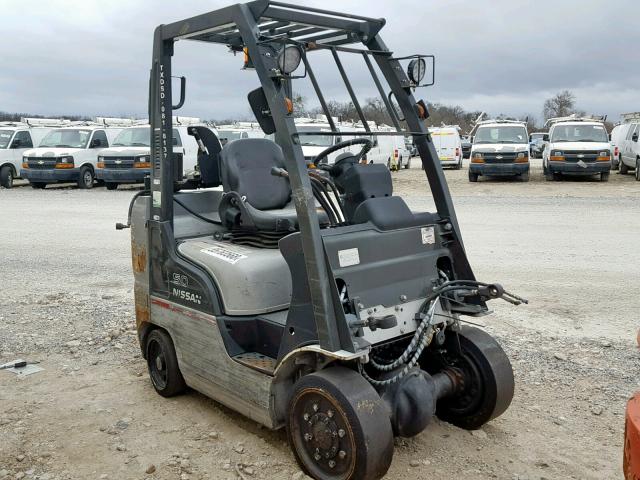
145,329,186,398
397,156,403,170
435,326,514,430
30,182,46,189
636,160,640,181
403,156,411,169
468,171,479,182
77,165,94,189
620,160,629,175
520,171,530,182
600,172,610,182
0,166,13,188
105,182,118,191
287,367,394,480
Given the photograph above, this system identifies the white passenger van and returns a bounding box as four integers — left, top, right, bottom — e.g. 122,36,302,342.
617,112,640,180
96,117,219,190
469,119,530,182
0,118,69,188
21,118,131,189
542,115,611,182
428,125,463,169
294,117,409,170
217,122,266,146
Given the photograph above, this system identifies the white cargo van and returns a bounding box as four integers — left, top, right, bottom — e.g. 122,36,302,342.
217,122,266,146
96,117,219,189
20,119,130,189
469,119,530,182
542,115,611,182
428,126,463,169
0,118,69,188
617,112,640,180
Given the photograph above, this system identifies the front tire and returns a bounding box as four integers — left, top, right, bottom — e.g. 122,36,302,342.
520,171,530,182
145,329,186,398
620,160,629,174
600,172,610,182
0,166,13,188
30,182,46,189
468,170,479,182
636,160,640,181
78,166,94,189
435,326,515,430
287,367,394,480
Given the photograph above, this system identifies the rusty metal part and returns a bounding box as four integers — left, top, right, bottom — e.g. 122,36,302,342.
233,352,277,375
625,392,640,480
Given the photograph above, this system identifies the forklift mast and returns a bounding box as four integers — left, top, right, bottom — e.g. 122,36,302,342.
147,0,474,353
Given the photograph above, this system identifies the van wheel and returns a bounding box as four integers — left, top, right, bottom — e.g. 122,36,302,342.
620,161,629,174
105,182,118,191
520,171,530,182
635,160,640,181
31,182,46,189
287,367,394,480
468,171,478,182
404,156,411,169
455,159,462,170
0,166,13,188
145,329,186,397
397,156,403,170
600,172,610,182
78,166,94,189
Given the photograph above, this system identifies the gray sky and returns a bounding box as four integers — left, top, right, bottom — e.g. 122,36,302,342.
1,0,638,124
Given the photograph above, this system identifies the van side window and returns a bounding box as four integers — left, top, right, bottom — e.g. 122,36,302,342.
626,124,638,141
172,129,182,147
13,131,33,148
92,130,109,148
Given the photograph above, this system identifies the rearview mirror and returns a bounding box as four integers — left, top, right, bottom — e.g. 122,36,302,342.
248,87,276,135
633,132,639,142
543,134,549,142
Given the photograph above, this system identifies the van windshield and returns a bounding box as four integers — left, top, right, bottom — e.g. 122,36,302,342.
296,126,334,147
474,126,527,144
0,130,13,149
531,133,545,139
113,127,151,147
218,130,244,146
550,124,608,143
39,129,91,148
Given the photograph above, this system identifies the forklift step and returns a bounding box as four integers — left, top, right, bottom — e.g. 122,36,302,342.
232,352,277,375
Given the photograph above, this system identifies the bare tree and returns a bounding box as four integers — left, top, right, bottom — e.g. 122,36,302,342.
543,90,576,120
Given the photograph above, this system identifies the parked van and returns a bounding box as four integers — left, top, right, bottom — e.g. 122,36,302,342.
529,132,547,158
21,118,131,189
95,117,218,189
469,119,530,182
0,118,69,188
617,112,640,180
217,122,266,146
543,115,611,182
428,126,463,169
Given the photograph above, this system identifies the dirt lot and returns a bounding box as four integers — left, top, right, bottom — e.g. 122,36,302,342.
1,160,639,480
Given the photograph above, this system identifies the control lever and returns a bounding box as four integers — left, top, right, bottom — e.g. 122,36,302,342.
476,283,504,299
270,166,289,178
367,314,398,331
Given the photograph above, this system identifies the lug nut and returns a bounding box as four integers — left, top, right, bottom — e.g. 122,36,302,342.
303,413,309,421
328,460,336,469
327,410,334,418
338,429,345,438
338,450,346,459
314,453,321,461
312,403,319,412
304,433,313,442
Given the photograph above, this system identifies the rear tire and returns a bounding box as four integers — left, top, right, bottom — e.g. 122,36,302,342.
145,329,186,397
404,156,411,169
287,367,394,480
30,182,46,189
0,166,13,188
636,160,640,181
435,326,515,430
468,171,478,182
620,160,629,174
105,182,118,191
78,165,94,189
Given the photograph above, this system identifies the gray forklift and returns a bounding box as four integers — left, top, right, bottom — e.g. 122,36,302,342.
121,2,526,479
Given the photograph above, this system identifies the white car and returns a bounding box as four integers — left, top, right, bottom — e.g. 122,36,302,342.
96,118,220,189
617,112,640,180
20,120,129,189
542,116,611,182
428,126,463,169
0,118,69,188
469,120,530,182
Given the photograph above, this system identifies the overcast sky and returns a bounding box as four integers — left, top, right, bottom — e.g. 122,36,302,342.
1,0,638,125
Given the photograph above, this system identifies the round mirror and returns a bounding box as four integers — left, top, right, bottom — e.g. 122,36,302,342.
277,46,302,75
407,58,426,84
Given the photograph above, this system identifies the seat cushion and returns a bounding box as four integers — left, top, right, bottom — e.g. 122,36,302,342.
220,138,291,210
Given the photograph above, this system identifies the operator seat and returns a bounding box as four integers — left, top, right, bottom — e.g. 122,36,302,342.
218,138,300,233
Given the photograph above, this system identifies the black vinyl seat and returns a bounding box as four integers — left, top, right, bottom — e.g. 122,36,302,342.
218,138,300,232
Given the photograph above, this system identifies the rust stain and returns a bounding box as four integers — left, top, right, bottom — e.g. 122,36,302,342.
131,240,147,274
134,284,150,329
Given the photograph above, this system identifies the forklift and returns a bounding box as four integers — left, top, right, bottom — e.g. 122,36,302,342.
121,2,526,479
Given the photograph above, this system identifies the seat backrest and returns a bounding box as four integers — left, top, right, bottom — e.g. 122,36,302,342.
188,126,222,188
220,138,291,210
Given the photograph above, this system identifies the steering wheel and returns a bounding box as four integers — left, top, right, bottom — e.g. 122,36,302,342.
314,138,373,169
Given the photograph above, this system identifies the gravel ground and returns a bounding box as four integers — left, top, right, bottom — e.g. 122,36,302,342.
1,160,639,480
